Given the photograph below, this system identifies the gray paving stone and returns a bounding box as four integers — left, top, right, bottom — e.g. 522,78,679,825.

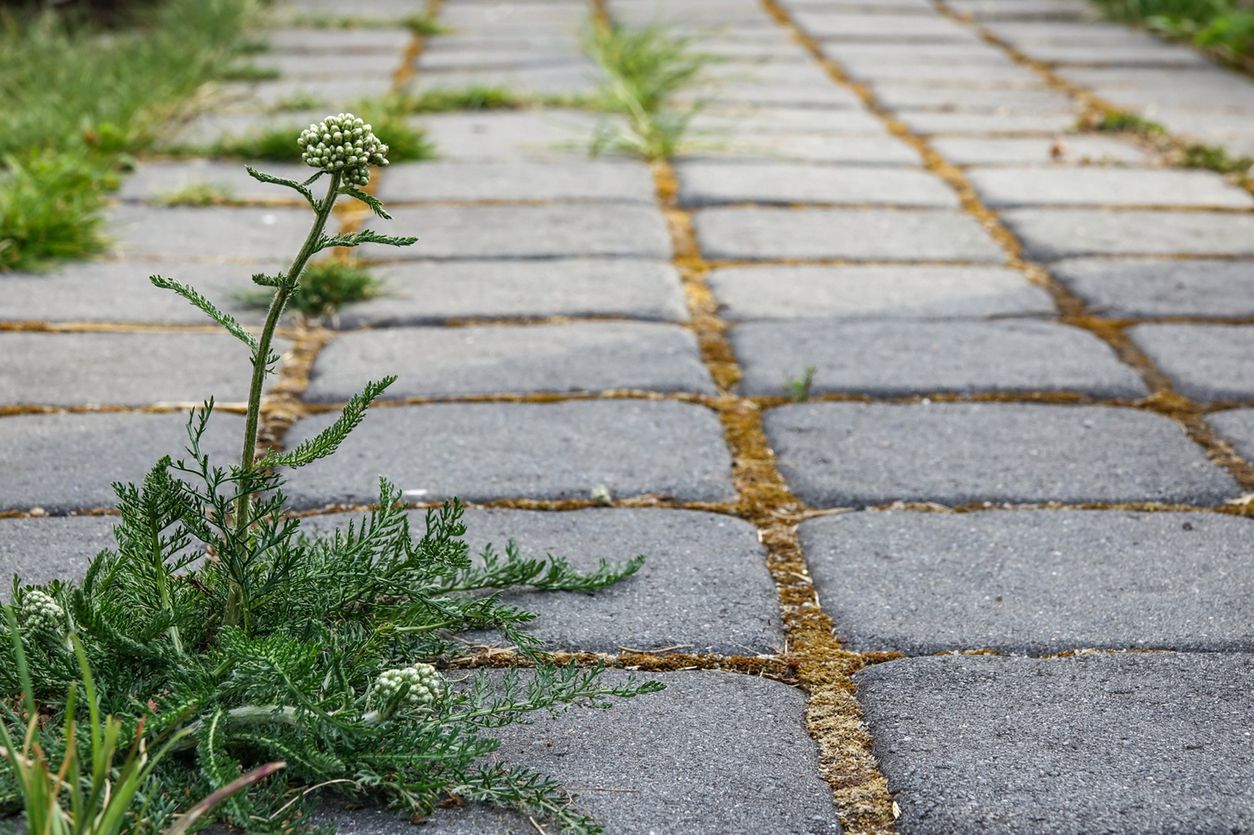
681,134,924,165
284,401,735,507
118,161,312,203
407,66,598,96
1003,210,1254,259
265,27,412,53
840,61,1043,85
414,110,601,161
946,0,1094,20
320,672,840,834
302,507,783,654
763,402,1237,506
932,135,1150,166
856,653,1254,834
1211,408,1254,461
874,86,1075,114
162,110,325,148
417,48,594,72
969,167,1254,208
1024,41,1210,67
364,204,671,260
307,322,714,400
336,258,687,325
253,50,400,79
695,82,865,109
106,205,310,261
1130,324,1254,402
0,332,285,406
1051,257,1254,318
734,320,1146,397
801,12,979,41
823,42,1014,67
676,161,957,207
217,78,391,112
0,412,243,513
691,106,891,135
0,516,117,590
375,160,657,203
895,110,1080,135
803,510,1254,654
694,208,1005,262
0,260,263,325
710,265,1053,320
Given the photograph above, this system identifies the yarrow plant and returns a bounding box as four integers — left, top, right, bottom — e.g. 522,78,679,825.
1,114,658,834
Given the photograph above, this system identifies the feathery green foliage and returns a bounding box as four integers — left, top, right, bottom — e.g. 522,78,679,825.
153,181,237,207
585,22,714,160
786,366,817,403
1,115,657,834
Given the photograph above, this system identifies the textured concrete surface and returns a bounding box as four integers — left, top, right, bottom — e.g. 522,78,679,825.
694,208,1005,261
1129,324,1254,402
732,320,1146,397
857,653,1254,834
1003,210,1254,259
375,160,658,203
710,265,1053,320
764,402,1237,507
803,510,1254,654
1051,257,1254,318
284,401,736,507
307,322,714,399
0,412,243,513
969,167,1254,208
0,516,119,590
676,161,958,207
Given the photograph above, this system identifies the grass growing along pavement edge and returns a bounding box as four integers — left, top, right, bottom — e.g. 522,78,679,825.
0,0,260,271
237,260,385,319
1090,0,1254,68
1081,108,1254,176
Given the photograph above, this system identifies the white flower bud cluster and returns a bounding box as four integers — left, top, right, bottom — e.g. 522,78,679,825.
20,590,64,635
375,663,444,709
297,113,389,186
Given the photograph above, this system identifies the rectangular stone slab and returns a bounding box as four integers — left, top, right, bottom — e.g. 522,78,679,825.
1210,408,1254,462
335,258,687,326
364,204,672,260
318,671,841,834
679,134,923,165
105,205,311,261
0,516,118,590
874,86,1075,113
968,167,1254,208
732,319,1146,397
1129,323,1254,402
1003,210,1254,259
306,322,715,400
894,110,1080,135
675,162,957,207
694,207,1005,262
413,111,602,162
931,136,1150,166
856,653,1254,834
0,260,263,325
0,332,286,407
802,510,1254,654
118,161,312,203
375,160,658,203
0,412,243,513
302,507,783,655
1050,257,1254,318
763,402,1238,506
710,264,1052,320
283,401,735,507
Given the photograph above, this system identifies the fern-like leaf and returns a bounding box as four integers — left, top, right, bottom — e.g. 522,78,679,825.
258,376,395,470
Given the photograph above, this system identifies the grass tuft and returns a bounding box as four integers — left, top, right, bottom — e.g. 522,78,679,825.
238,260,384,318
1090,0,1254,66
0,151,114,271
154,181,237,207
196,109,435,163
584,23,713,160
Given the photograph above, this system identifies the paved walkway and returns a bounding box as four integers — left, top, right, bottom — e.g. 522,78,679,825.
2,0,1253,832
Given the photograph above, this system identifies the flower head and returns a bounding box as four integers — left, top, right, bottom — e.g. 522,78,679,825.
20,589,64,636
297,113,389,186
373,662,445,713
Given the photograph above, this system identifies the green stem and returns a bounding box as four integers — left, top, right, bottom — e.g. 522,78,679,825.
227,171,341,627
150,525,184,655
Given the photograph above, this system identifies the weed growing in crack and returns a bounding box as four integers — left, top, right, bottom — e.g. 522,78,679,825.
154,181,237,207
194,108,435,163
0,113,658,834
1080,108,1253,177
585,22,714,161
237,260,384,319
786,366,817,403
0,150,116,271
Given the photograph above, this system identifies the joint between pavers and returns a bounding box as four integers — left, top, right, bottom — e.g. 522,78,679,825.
445,646,799,685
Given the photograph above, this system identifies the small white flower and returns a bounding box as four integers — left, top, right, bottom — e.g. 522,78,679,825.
298,113,389,186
